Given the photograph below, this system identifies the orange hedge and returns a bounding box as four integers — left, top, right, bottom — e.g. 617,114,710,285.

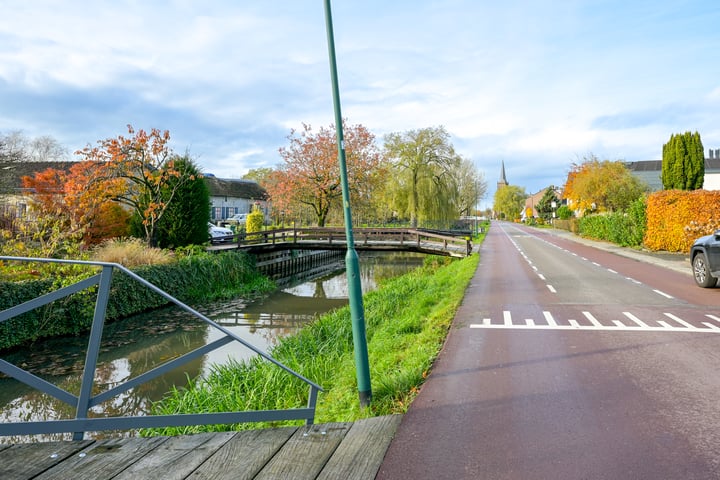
644,190,720,252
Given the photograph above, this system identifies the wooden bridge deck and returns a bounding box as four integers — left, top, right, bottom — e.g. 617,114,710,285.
208,227,473,258
0,415,401,480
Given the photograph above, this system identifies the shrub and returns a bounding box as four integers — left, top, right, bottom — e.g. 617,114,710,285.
92,238,175,267
645,190,720,252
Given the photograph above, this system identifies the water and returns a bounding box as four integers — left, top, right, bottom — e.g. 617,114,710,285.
0,252,424,442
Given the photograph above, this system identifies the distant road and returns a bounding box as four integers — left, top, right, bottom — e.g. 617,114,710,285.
378,222,720,479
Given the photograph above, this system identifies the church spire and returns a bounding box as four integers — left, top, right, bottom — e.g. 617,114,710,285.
497,160,508,190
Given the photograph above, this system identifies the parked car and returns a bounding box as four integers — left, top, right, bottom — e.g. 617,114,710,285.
208,222,234,244
226,213,248,224
690,230,720,287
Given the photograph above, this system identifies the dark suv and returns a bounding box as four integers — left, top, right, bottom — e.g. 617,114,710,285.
690,230,720,287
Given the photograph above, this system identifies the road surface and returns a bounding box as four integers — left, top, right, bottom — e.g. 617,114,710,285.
377,222,720,479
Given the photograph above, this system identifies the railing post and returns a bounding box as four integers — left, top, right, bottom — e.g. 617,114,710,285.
72,264,114,441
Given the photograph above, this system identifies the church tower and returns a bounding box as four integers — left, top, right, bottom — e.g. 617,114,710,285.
497,160,508,191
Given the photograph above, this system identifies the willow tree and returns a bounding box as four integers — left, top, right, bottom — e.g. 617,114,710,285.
493,184,526,220
384,126,464,228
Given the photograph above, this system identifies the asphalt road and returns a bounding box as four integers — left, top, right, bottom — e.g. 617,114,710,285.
377,222,720,480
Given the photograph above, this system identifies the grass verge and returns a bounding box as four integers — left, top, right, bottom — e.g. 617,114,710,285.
144,252,480,436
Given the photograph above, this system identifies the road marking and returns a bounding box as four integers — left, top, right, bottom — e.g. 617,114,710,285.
547,285,557,293
538,274,546,281
653,289,673,299
623,312,649,328
582,311,603,327
664,312,693,329
470,310,720,334
607,268,617,274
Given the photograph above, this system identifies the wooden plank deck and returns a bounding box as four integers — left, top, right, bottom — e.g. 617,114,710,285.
0,415,402,480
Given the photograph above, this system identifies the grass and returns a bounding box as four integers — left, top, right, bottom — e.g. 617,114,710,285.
92,237,175,266
144,252,480,436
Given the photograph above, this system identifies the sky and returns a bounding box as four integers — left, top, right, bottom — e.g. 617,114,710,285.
1,1,719,209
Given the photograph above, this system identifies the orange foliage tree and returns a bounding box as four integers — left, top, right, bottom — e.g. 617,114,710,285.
21,162,130,246
76,125,197,247
644,190,720,252
563,156,648,213
267,121,385,227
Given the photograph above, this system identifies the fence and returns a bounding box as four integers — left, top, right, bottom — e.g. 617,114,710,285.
0,256,322,441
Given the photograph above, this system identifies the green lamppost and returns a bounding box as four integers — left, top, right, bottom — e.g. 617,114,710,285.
322,0,372,407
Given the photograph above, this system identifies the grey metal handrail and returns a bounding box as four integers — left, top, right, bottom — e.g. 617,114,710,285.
0,256,323,441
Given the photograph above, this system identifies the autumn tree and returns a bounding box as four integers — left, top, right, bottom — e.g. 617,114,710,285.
661,131,704,190
267,121,385,227
21,162,130,246
383,126,467,227
493,184,526,220
77,125,198,247
564,155,648,213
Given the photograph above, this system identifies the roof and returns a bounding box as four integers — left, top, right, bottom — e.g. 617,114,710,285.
203,176,268,200
0,161,268,201
625,158,720,172
0,160,78,189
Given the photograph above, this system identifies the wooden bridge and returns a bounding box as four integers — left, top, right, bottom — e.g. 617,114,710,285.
0,415,402,480
209,227,473,258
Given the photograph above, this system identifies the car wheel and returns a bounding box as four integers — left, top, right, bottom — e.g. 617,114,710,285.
692,253,717,288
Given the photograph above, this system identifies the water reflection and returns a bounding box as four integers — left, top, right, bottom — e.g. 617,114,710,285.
0,252,424,442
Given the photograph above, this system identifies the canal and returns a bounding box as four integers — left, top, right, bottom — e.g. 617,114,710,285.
0,251,425,442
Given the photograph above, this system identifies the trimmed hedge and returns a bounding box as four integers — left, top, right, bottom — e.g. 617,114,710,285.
577,198,646,247
0,251,271,351
644,190,720,252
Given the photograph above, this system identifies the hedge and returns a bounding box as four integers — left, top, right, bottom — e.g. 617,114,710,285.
644,190,720,252
0,251,269,351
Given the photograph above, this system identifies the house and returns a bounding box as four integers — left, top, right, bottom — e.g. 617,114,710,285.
0,161,270,222
625,150,720,191
203,174,269,221
0,160,76,218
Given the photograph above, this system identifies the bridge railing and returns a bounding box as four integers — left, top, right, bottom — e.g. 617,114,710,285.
0,256,322,441
225,227,472,257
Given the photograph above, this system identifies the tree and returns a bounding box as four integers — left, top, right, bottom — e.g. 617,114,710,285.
536,187,560,222
493,185,526,220
77,125,198,247
455,158,488,217
21,162,130,246
242,167,274,186
383,126,463,227
661,131,704,190
153,156,210,248
564,155,648,213
267,121,385,227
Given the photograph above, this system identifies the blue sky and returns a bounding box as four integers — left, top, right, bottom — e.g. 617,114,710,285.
1,1,719,209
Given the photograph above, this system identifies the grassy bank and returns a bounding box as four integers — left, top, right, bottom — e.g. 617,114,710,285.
146,252,480,436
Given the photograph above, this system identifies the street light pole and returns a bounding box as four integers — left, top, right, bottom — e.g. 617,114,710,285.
322,0,372,407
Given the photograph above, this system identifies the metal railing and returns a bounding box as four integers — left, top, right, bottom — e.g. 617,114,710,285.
0,256,323,441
